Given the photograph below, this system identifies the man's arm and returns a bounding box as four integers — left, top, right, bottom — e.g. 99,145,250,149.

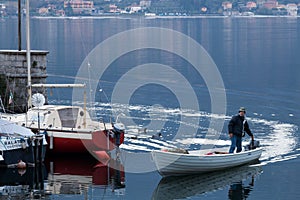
245,121,254,140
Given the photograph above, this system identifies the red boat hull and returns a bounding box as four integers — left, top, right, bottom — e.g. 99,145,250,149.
46,130,124,154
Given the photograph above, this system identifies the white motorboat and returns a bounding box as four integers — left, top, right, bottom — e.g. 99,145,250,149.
151,146,263,176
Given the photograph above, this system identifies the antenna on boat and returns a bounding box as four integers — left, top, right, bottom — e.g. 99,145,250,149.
98,87,119,124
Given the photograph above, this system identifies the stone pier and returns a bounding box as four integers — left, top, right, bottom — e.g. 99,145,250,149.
0,50,49,113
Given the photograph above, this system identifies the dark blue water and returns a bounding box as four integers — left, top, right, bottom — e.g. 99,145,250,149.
1,16,300,199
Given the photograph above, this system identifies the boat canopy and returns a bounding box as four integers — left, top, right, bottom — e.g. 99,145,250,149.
0,119,34,137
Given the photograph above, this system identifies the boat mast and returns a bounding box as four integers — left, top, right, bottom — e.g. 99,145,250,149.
26,0,32,109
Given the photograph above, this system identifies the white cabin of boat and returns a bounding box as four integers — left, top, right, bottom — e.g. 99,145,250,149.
1,105,111,131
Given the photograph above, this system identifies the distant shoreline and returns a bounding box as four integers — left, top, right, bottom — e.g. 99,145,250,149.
29,15,300,20
2,14,299,21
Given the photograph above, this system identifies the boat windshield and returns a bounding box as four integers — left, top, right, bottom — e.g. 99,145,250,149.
57,108,79,128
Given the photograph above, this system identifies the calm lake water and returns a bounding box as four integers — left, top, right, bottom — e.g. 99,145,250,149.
1,16,300,199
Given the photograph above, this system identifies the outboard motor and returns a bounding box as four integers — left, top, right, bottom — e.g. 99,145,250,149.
245,140,260,151
112,123,125,147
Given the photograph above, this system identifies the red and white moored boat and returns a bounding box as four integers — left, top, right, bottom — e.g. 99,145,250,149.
1,105,124,155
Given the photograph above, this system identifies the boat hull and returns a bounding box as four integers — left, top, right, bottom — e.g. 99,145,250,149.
0,142,47,167
45,130,124,154
151,148,263,176
0,147,34,167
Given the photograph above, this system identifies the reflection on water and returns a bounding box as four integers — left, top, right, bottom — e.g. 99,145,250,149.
228,177,254,200
0,165,46,199
152,164,262,200
0,154,125,199
45,154,125,198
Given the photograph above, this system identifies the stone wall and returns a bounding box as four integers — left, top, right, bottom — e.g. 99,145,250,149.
0,50,49,113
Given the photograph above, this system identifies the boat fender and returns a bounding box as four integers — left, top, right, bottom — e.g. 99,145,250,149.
17,160,26,169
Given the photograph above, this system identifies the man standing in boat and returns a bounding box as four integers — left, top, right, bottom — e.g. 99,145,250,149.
228,107,254,153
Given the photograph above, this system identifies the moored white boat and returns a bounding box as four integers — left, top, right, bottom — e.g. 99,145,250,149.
151,146,263,176
1,105,124,154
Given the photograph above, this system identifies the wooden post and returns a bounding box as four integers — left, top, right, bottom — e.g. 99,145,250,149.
18,0,21,51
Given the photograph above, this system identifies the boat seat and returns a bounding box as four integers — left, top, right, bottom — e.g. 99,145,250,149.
162,148,189,154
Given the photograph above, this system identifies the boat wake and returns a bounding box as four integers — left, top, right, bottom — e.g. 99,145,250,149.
51,100,299,167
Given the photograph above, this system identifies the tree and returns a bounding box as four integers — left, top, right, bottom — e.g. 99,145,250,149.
65,1,73,16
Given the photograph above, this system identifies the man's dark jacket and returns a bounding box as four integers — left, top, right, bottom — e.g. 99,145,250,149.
228,115,253,137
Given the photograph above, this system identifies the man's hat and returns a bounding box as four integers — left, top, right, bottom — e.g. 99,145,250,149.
239,107,246,113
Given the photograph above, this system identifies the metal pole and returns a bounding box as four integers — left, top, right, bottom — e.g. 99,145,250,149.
83,90,86,128
18,0,21,51
26,0,32,109
0,96,5,113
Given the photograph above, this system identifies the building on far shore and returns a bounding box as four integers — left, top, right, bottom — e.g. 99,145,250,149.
263,0,278,9
286,3,298,16
64,0,95,15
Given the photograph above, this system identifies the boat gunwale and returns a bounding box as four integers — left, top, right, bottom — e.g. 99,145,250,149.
152,147,263,158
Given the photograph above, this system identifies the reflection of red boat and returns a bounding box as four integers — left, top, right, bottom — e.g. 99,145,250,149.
2,105,125,154
93,159,125,188
45,154,125,195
